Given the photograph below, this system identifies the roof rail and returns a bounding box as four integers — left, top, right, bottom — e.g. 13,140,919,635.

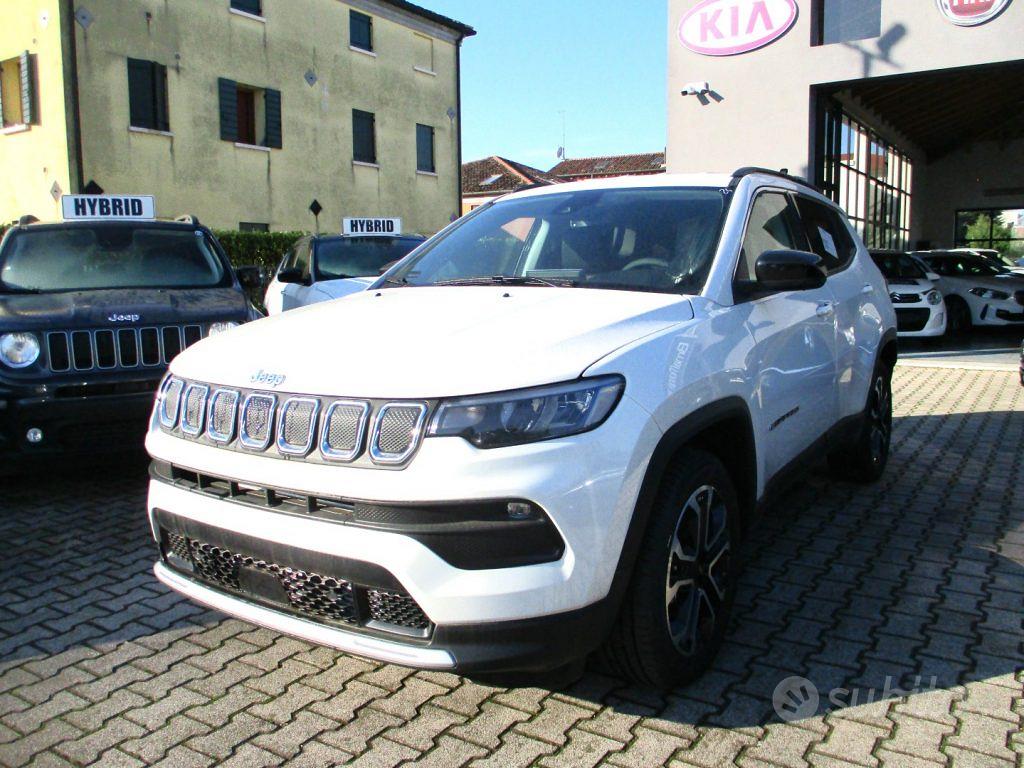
18,215,40,227
174,214,199,226
731,166,821,192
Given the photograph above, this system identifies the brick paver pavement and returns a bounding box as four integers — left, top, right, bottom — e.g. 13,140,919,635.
1,366,1022,767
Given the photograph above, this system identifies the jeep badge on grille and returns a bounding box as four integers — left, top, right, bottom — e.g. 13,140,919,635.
250,369,287,388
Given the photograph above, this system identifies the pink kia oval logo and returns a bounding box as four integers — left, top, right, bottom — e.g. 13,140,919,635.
678,0,798,56
936,0,1011,25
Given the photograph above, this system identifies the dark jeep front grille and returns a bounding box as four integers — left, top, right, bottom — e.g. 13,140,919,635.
162,528,431,636
47,324,204,372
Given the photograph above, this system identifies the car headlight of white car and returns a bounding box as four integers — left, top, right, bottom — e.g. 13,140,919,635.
207,321,240,336
969,287,1010,300
0,332,41,368
428,375,625,448
926,290,943,306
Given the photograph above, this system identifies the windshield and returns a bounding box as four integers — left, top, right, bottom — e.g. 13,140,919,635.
871,253,925,280
386,187,731,294
0,225,228,292
315,238,423,280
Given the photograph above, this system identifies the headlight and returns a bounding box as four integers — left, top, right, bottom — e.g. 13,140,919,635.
926,290,943,305
969,287,1009,300
0,332,41,368
428,375,624,448
207,321,239,336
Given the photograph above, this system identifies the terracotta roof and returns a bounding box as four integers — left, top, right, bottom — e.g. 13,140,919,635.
549,152,666,181
462,156,559,196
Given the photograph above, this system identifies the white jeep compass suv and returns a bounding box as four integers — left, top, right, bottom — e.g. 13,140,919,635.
146,169,897,687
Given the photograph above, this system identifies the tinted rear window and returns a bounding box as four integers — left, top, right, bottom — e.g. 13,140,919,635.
0,226,228,292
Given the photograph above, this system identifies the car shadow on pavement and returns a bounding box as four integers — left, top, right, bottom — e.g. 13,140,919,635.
1,411,1021,734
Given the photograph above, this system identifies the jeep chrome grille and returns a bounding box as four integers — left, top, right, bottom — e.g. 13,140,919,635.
157,377,429,468
47,325,203,372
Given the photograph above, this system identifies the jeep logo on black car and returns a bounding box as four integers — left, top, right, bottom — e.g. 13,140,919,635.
108,313,141,323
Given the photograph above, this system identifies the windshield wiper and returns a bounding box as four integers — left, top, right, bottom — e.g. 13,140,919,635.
433,275,577,288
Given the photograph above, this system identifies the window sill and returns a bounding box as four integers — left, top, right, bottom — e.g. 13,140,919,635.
235,142,272,152
129,125,173,138
353,160,380,169
0,123,30,135
416,169,438,177
413,66,436,77
229,7,266,22
350,45,377,58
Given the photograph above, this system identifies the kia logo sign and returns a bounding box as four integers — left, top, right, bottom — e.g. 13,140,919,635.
678,0,798,56
936,0,1011,25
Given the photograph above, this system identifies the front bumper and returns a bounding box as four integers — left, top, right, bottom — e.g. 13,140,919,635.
894,304,946,337
146,394,660,671
0,374,161,457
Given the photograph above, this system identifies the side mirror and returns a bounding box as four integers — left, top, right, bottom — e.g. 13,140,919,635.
235,265,263,290
754,250,827,292
277,267,310,286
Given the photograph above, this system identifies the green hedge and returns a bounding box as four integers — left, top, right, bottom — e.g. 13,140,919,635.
213,230,305,274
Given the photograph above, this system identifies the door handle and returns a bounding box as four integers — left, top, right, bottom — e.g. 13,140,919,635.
862,283,874,294
815,302,835,318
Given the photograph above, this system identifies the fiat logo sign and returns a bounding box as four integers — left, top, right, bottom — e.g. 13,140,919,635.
678,0,798,56
936,0,1011,25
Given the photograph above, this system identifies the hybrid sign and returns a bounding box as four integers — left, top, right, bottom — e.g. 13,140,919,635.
61,195,155,221
936,0,1010,25
678,0,798,56
343,217,402,236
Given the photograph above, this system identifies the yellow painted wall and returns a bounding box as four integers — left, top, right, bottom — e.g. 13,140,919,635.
72,0,464,234
0,0,74,225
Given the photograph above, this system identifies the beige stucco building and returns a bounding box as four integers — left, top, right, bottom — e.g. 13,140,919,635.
667,0,1023,253
0,0,473,233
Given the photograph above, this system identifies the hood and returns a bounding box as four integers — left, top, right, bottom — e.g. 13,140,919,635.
0,287,248,330
172,286,693,398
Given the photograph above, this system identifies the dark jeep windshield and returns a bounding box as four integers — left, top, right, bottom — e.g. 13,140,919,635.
0,225,228,292
315,237,423,280
387,187,730,294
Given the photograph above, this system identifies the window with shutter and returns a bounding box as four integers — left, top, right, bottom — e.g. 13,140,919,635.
230,0,262,15
0,54,32,127
19,51,34,125
416,124,434,173
127,58,169,131
350,11,373,52
264,88,282,148
218,78,238,141
353,109,376,164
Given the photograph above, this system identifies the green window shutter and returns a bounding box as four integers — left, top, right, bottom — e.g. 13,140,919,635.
264,88,281,148
20,51,35,125
155,63,169,132
218,77,238,141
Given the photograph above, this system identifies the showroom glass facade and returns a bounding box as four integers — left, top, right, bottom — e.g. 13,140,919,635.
955,208,1024,261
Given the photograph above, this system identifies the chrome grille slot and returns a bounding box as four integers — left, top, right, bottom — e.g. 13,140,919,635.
181,383,209,436
277,397,320,455
320,400,370,462
140,328,161,366
159,377,185,428
207,389,239,443
94,330,117,368
71,331,93,370
240,393,276,450
162,326,183,362
47,333,70,372
118,329,139,367
370,403,428,464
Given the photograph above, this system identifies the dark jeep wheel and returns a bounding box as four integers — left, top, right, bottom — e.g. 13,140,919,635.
828,365,892,482
599,449,739,688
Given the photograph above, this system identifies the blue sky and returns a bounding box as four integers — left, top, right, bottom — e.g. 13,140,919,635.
425,0,667,172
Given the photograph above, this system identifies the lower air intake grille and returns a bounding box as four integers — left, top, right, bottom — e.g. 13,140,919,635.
162,529,430,634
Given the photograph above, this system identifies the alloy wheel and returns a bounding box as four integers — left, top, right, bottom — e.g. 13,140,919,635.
665,484,731,656
868,374,892,467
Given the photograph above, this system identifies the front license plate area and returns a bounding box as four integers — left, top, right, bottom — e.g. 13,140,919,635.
238,565,289,604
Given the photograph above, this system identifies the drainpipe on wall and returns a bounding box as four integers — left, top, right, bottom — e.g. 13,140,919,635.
455,34,464,219
62,0,85,193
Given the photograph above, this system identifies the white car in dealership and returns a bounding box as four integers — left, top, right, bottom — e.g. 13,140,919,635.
146,169,897,687
916,251,1024,333
264,231,425,315
869,250,946,338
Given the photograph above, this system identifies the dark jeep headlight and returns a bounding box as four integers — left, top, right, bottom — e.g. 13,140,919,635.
428,375,624,449
0,332,41,369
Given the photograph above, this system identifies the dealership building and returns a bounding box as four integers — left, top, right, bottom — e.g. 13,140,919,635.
667,0,1023,255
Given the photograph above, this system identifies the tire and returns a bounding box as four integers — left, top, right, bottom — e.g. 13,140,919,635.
599,448,740,688
827,364,893,483
945,296,972,336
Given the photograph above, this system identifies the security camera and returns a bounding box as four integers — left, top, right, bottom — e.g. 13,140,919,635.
681,81,710,96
